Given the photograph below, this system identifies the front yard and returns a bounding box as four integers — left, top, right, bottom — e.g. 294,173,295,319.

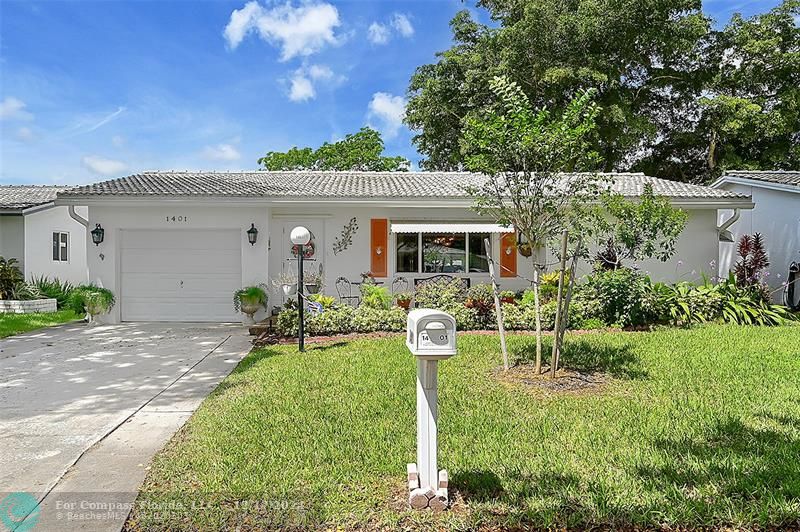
0,310,80,338
127,325,800,530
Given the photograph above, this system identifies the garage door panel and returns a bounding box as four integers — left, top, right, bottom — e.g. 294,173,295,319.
121,249,240,274
122,229,241,251
120,229,242,322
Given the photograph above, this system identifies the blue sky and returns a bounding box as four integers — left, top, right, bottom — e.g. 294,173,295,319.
0,0,783,185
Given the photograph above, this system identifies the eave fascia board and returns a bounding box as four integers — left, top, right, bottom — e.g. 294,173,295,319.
711,176,800,195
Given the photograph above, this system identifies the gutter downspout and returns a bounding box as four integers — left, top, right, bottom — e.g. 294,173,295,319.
717,208,740,242
68,205,89,228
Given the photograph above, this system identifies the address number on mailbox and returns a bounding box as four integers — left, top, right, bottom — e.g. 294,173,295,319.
420,332,448,347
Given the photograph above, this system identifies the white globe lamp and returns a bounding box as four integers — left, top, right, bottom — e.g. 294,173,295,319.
290,226,311,246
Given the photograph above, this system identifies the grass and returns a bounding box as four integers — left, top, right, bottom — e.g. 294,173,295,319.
128,325,800,530
0,309,80,338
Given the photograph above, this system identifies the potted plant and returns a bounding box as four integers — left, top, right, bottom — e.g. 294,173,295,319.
395,291,413,310
273,272,298,297
233,285,268,324
68,285,116,323
303,268,324,294
499,290,516,305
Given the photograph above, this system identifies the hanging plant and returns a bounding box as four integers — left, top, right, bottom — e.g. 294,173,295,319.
333,217,358,255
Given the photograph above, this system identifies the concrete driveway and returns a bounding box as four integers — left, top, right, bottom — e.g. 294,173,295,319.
0,322,251,530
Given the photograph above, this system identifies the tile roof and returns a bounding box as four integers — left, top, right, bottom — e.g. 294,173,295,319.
722,170,800,189
58,171,748,202
0,185,73,211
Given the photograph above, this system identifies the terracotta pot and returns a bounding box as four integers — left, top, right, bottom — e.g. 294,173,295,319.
396,299,411,310
500,296,516,305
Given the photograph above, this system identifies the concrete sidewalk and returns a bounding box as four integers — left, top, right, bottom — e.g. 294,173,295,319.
0,323,252,531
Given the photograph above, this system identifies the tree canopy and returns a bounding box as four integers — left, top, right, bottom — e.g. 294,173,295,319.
258,127,410,171
406,0,799,182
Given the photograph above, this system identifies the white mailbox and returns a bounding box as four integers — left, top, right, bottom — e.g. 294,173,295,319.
406,309,457,359
405,308,457,511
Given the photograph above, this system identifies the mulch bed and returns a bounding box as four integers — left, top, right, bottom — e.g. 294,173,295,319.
493,364,612,396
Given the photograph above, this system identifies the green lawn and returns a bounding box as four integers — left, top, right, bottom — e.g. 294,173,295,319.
0,309,80,338
128,325,800,530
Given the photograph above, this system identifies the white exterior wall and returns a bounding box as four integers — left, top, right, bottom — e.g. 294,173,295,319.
87,204,270,323
717,183,800,301
268,205,721,306
23,206,88,284
0,216,25,267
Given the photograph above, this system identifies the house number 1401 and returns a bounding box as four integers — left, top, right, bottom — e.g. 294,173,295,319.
166,216,189,223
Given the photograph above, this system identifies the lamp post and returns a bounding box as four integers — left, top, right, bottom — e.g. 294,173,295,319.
290,226,311,352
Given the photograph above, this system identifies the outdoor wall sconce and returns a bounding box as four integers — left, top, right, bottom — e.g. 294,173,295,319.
246,223,258,246
376,246,383,256
91,224,105,246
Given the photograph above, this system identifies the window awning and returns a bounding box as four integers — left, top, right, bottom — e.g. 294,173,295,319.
391,223,514,234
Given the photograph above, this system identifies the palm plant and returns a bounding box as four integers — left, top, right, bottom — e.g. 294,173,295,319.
0,257,24,299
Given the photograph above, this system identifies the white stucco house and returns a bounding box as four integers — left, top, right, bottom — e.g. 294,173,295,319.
0,186,89,284
55,171,753,324
712,170,800,302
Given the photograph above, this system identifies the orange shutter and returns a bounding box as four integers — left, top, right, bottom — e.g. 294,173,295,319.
370,219,388,278
500,232,517,278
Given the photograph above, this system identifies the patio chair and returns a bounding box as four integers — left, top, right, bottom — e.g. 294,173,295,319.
391,276,409,294
335,276,360,307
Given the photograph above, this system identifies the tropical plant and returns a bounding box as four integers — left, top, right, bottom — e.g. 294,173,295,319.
30,276,75,309
8,282,43,301
233,285,269,313
0,257,24,299
733,233,770,301
67,285,116,320
309,293,336,309
360,283,392,310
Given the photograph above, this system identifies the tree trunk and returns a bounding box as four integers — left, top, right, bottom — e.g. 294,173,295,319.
550,230,569,378
532,266,543,374
555,237,582,374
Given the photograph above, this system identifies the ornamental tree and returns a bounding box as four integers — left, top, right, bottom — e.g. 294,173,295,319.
461,75,606,374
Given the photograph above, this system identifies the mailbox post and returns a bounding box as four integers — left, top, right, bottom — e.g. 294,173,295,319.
405,309,456,511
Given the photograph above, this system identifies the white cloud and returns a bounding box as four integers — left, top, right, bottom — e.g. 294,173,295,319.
367,92,407,139
15,127,34,142
367,13,413,45
286,64,343,102
82,156,127,176
391,13,414,37
111,135,126,147
367,22,390,44
224,1,341,61
0,97,33,120
202,143,242,161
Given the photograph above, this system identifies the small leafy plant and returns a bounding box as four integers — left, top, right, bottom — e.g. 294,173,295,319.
233,285,268,313
360,283,392,310
31,276,75,309
68,285,116,321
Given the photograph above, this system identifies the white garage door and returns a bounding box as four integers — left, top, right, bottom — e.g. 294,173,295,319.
120,229,242,322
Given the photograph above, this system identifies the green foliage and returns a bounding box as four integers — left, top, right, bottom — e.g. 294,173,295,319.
733,233,771,301
352,307,407,333
258,127,410,171
67,285,116,317
393,291,413,303
0,257,24,299
598,184,689,268
583,268,653,327
8,282,42,301
309,293,336,309
276,305,407,337
413,277,467,310
233,285,268,313
30,276,75,309
406,1,799,182
359,283,391,310
0,310,79,338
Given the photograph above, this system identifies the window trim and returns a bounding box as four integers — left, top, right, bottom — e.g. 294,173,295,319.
52,231,69,263
394,231,492,275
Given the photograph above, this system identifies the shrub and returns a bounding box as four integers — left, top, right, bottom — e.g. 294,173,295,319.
0,257,24,299
31,276,74,309
582,268,652,327
733,233,770,301
352,307,406,333
276,309,299,336
309,305,355,335
465,284,496,327
414,278,467,309
578,317,607,330
67,285,116,318
309,293,336,308
360,283,391,310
